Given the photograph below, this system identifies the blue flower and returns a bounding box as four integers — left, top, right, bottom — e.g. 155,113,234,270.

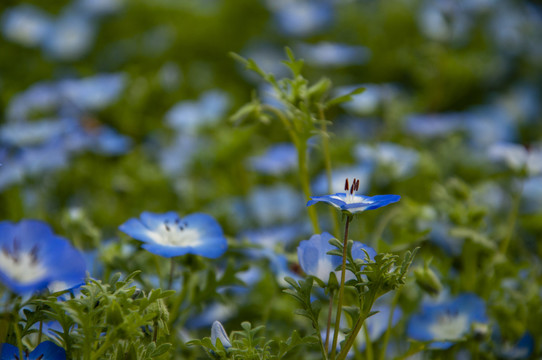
0,220,87,296
307,178,400,215
297,232,375,284
1,5,52,48
407,293,488,349
359,303,402,351
296,42,371,67
211,321,232,348
247,143,297,176
271,1,333,37
0,341,66,360
119,212,227,258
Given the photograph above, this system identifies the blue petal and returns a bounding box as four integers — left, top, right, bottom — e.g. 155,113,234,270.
0,343,19,359
118,218,157,244
30,341,66,360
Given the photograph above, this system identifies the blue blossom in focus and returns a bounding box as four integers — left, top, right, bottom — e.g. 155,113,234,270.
247,143,297,176
1,4,52,47
165,90,230,134
119,212,227,258
308,178,400,215
296,42,371,67
0,341,66,360
0,220,87,296
407,293,488,349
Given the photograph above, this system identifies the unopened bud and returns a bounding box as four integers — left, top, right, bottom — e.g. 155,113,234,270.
211,321,232,348
414,265,442,296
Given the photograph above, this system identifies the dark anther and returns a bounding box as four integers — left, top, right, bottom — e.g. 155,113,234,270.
344,178,349,191
2,246,10,258
14,355,19,360
174,218,180,224
12,237,20,255
184,222,188,227
355,179,360,191
25,350,30,358
36,354,44,360
179,225,183,231
30,245,39,263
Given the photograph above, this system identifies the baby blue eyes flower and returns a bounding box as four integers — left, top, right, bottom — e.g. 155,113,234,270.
0,220,87,296
307,178,400,215
0,341,66,360
407,293,488,349
119,212,227,258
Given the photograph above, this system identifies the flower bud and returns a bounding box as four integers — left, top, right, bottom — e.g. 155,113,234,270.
414,265,442,296
211,321,232,348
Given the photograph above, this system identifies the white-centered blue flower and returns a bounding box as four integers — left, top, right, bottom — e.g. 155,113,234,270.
0,341,66,360
119,212,227,258
0,220,87,296
407,293,488,349
307,178,400,215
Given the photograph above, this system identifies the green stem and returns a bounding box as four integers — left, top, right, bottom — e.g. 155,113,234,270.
91,335,115,360
168,258,175,290
363,324,373,360
168,271,191,327
336,285,380,360
500,180,523,255
325,291,334,352
38,319,43,344
319,105,340,237
298,140,320,233
330,215,352,359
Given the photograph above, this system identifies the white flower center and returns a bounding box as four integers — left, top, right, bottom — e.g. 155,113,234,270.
0,246,47,284
428,312,469,340
153,220,202,247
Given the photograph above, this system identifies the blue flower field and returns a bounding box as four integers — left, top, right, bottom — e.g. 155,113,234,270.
1,0,541,359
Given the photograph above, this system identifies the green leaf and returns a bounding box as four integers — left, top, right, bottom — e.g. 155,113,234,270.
325,87,365,108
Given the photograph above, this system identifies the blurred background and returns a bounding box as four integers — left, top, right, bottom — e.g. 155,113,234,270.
1,0,542,356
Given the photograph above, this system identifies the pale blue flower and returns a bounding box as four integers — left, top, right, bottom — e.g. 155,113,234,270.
354,142,419,180
42,12,95,61
211,321,232,348
272,1,333,37
119,212,227,258
248,185,304,226
247,143,297,175
296,42,370,67
404,113,464,138
308,178,400,215
407,293,488,349
1,4,52,47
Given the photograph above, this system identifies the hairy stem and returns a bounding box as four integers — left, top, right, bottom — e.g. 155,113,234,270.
330,215,352,359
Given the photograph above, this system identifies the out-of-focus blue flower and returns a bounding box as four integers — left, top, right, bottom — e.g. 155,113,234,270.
308,178,400,215
58,73,126,112
296,42,370,67
297,232,375,284
521,176,542,214
0,118,67,147
211,321,232,348
119,212,227,258
186,302,235,329
354,142,419,180
488,143,542,176
240,43,289,84
7,82,59,121
0,341,66,360
73,0,124,17
1,4,52,47
407,293,488,349
42,12,95,61
247,143,297,175
165,90,229,134
248,184,304,226
158,134,200,177
312,166,372,196
493,332,534,360
335,84,396,116
0,220,86,296
418,0,472,44
241,224,305,250
91,127,132,155
358,303,402,350
404,113,464,138
159,62,183,92
271,1,333,37
463,106,516,148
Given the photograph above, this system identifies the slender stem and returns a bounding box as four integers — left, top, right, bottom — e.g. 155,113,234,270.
91,335,115,360
168,258,175,290
13,306,24,360
298,140,320,233
363,324,373,360
330,215,352,359
319,105,340,238
325,291,334,352
500,179,523,255
153,320,159,343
